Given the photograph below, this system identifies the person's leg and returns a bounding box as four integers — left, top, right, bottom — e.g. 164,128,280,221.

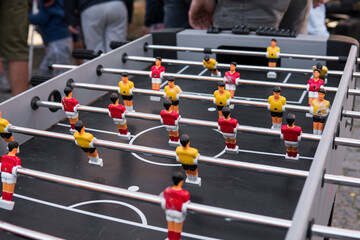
81,5,106,53
104,1,127,53
279,0,311,34
164,0,191,28
53,38,73,75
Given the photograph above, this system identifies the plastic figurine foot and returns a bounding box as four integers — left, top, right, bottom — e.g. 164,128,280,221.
225,145,239,154
285,153,299,161
88,157,104,167
150,96,161,101
305,113,312,118
185,177,201,187
267,71,277,79
69,128,76,134
118,132,131,140
168,139,180,147
0,198,15,211
229,104,234,109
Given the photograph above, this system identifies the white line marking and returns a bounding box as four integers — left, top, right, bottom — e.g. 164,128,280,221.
69,200,148,225
129,125,181,167
213,149,226,158
57,123,135,138
160,65,190,88
283,73,292,83
297,91,307,104
14,194,220,240
198,69,208,76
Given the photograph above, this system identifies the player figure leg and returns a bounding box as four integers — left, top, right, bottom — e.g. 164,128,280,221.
3,134,14,144
318,122,324,135
276,116,283,129
271,116,277,129
167,221,175,240
69,117,78,131
313,121,319,135
172,222,184,240
87,149,103,167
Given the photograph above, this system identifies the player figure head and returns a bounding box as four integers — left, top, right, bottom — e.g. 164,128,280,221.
204,55,210,62
64,87,73,97
74,120,85,133
163,100,172,111
110,93,119,104
313,69,321,78
222,107,231,119
286,113,296,127
8,141,19,154
316,63,323,70
273,86,281,98
172,171,185,187
230,62,237,72
217,81,225,92
155,57,162,66
318,88,326,101
180,134,190,148
166,76,175,87
271,39,277,47
121,72,128,82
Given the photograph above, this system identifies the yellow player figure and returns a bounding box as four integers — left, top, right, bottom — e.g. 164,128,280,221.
268,86,286,129
176,134,201,186
118,72,135,112
0,111,15,145
213,82,231,118
74,121,103,167
313,63,328,84
164,77,183,113
203,55,221,77
266,39,280,79
309,88,330,135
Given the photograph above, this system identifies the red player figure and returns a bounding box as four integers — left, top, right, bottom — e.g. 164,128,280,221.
223,62,240,108
218,107,239,153
309,88,330,135
160,100,181,147
267,86,286,129
108,93,130,140
307,69,324,106
118,72,135,112
0,111,15,145
160,171,190,240
176,134,201,186
164,77,183,113
62,87,79,134
266,38,280,79
281,113,302,160
74,121,103,167
213,81,231,118
0,141,21,210
150,57,165,94
203,55,221,77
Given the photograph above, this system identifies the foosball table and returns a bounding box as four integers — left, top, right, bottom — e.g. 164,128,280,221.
0,29,360,240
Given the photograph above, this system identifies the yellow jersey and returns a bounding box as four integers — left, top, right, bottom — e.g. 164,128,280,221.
164,85,182,100
312,65,328,78
311,99,330,116
118,80,134,96
0,118,10,133
176,147,199,165
214,90,231,106
268,95,286,113
74,132,94,148
203,58,217,70
267,46,280,59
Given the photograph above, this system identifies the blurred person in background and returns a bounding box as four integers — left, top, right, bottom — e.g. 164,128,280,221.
64,0,134,53
29,0,73,76
142,0,164,35
0,0,29,95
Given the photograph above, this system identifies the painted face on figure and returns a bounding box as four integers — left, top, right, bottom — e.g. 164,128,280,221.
273,91,280,98
121,76,128,83
314,71,320,78
218,85,225,93
155,59,161,66
318,92,325,101
271,40,276,48
168,81,174,88
230,64,236,72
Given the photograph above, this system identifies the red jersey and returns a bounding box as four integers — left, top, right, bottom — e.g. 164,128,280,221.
151,66,165,78
163,187,190,212
160,110,179,126
1,155,21,174
307,78,324,92
62,97,79,112
281,125,302,142
108,104,126,119
224,71,240,85
218,118,238,133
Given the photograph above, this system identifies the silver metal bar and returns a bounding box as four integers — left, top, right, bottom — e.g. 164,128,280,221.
125,56,345,76
342,110,360,119
0,221,64,240
146,44,341,61
285,44,358,240
70,82,311,112
312,225,360,240
334,137,360,148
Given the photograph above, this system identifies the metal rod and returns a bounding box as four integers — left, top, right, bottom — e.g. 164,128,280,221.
312,225,360,240
146,44,342,61
342,110,360,119
0,221,64,240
